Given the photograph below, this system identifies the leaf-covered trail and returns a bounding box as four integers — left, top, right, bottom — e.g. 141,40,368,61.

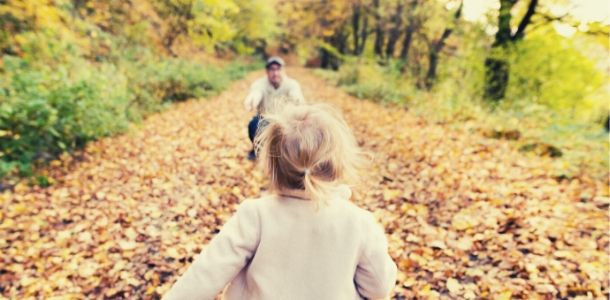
1,69,608,299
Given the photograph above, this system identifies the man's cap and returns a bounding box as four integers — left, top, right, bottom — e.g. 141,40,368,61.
266,56,285,69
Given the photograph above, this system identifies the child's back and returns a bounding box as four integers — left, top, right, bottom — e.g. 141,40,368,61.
164,104,397,299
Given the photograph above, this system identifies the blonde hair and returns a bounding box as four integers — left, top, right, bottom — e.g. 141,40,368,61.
259,94,303,115
255,103,365,205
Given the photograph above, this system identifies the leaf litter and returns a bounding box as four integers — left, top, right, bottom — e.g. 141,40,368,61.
0,69,608,299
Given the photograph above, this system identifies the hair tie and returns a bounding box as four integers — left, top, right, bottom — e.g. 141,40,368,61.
303,168,310,175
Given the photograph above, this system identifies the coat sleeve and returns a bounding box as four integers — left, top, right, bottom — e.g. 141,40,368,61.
244,80,264,111
288,80,306,104
354,214,397,299
163,201,260,300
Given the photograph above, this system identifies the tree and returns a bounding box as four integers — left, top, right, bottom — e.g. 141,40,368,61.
188,0,240,52
399,0,420,61
424,0,462,89
0,0,69,55
277,0,350,68
350,0,372,56
356,2,371,55
351,1,362,55
372,0,384,57
153,0,273,55
484,0,538,101
214,0,277,55
151,0,195,55
384,1,404,58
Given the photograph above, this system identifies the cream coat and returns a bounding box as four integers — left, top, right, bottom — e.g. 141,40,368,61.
163,188,397,300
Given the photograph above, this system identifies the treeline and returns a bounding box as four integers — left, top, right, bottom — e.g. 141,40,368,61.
275,0,608,176
276,0,608,109
1,0,608,181
0,0,267,181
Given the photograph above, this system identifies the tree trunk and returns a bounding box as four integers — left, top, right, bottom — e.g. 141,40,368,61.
494,0,514,47
385,3,404,58
425,51,439,89
424,1,462,89
357,7,369,55
320,48,331,69
352,4,361,54
425,29,451,89
483,57,509,100
484,0,537,101
400,0,419,61
373,0,384,57
321,30,347,70
399,24,414,61
483,0,514,100
336,31,348,55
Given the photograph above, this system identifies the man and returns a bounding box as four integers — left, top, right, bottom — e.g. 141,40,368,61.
244,56,305,160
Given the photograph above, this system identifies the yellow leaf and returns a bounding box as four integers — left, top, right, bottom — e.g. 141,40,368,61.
78,261,99,278
419,284,432,295
125,228,138,240
0,218,13,229
580,262,604,280
451,212,478,230
430,240,446,249
12,203,27,215
78,231,93,243
494,290,512,300
145,285,156,295
119,240,137,250
447,278,462,295
166,247,185,259
456,236,473,250
383,189,401,201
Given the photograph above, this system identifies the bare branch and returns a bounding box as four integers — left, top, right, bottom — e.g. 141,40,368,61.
512,0,538,41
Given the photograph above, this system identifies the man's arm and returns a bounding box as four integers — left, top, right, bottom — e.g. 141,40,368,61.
287,79,306,104
244,79,265,112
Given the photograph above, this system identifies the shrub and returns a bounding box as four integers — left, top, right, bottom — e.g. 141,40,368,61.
0,55,131,176
0,53,258,179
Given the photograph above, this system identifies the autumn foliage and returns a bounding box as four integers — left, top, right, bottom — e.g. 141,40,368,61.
1,70,608,299
0,0,608,299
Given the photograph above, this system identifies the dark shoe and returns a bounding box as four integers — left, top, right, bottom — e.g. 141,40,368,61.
247,150,256,161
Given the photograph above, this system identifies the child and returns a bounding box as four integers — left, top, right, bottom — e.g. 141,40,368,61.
163,104,397,300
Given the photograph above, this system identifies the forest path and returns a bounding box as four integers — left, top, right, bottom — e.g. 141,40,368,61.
1,68,607,299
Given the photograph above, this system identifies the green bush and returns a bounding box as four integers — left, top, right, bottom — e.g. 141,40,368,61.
0,55,131,176
0,51,258,179
505,30,606,123
121,51,259,121
0,1,261,181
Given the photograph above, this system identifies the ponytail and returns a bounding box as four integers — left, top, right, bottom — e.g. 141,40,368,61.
302,166,334,206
